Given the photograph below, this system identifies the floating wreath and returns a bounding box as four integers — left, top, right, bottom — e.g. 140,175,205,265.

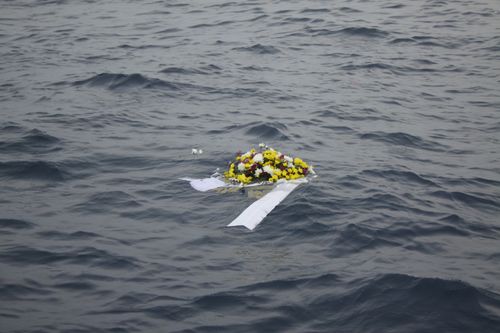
224,143,311,185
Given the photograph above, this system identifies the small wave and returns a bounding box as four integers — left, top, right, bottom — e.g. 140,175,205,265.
383,4,405,9
0,283,53,301
36,230,100,240
311,26,389,38
320,125,355,133
0,218,35,230
52,281,96,291
159,65,220,75
389,37,416,44
410,34,457,50
207,121,290,140
240,65,270,71
312,108,394,122
189,20,235,29
193,293,266,311
136,10,172,16
340,62,458,74
246,14,268,22
311,110,339,118
162,273,500,332
0,246,69,265
349,192,435,216
72,191,141,214
339,7,362,13
414,59,437,65
430,190,500,210
272,193,339,228
439,214,500,238
200,64,222,72
73,73,185,91
281,17,312,24
417,41,453,48
306,274,500,332
206,2,237,8
0,122,24,132
0,128,61,154
341,62,396,71
338,27,389,37
300,8,330,13
94,154,164,171
159,67,196,75
114,44,171,50
244,123,289,140
392,220,470,240
186,273,340,319
120,207,173,221
361,169,438,187
0,160,68,181
437,175,500,188
155,27,182,34
0,246,140,269
233,43,281,54
329,223,403,256
23,129,59,143
359,131,448,151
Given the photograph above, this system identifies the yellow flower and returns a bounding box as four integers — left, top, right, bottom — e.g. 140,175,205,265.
263,149,277,160
237,174,252,184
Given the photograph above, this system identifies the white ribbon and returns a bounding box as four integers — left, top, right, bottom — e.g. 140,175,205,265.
180,177,308,230
227,179,307,230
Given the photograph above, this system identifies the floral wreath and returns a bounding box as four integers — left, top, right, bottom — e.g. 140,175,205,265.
223,143,312,185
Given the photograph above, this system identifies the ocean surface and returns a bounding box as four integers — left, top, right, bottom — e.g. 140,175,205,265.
1,0,500,332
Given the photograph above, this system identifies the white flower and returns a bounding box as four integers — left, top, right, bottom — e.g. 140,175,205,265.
237,163,246,172
255,168,262,177
253,153,263,163
259,143,266,148
263,165,274,176
284,155,293,164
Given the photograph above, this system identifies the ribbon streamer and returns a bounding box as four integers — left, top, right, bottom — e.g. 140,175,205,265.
181,177,308,230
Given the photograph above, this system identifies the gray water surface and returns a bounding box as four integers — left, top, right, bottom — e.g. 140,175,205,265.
1,0,500,332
